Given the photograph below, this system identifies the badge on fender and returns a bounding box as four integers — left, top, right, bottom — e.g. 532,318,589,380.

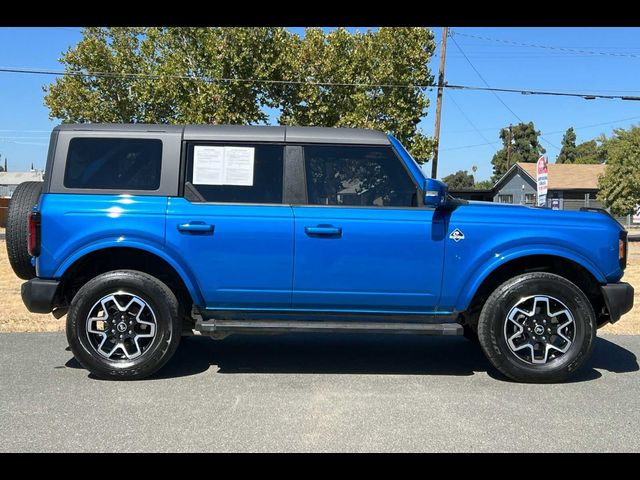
449,228,465,242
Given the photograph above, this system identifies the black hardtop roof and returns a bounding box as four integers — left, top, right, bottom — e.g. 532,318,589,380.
53,124,390,145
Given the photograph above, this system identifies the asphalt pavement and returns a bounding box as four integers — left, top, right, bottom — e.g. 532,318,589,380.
0,332,638,452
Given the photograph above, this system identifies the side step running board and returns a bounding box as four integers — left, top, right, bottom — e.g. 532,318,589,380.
195,319,463,336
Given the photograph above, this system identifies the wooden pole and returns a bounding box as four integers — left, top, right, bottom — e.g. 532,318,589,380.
506,124,513,170
431,27,449,179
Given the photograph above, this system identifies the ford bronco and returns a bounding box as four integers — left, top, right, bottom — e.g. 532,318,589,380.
6,124,633,382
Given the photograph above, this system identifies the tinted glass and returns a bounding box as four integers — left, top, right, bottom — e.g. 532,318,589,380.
304,145,416,207
64,138,162,190
186,144,284,204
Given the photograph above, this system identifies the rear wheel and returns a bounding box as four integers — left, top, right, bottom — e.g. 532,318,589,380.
6,181,42,280
66,270,181,380
477,272,596,383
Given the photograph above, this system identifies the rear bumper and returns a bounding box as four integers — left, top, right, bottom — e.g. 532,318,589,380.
21,278,59,314
601,282,634,324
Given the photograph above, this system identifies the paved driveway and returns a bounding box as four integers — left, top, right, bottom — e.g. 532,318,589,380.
0,332,638,452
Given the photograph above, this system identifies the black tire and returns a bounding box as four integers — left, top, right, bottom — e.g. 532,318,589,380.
66,270,182,380
477,272,596,383
6,181,42,280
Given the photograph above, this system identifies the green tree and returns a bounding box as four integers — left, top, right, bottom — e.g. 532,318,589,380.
556,127,577,164
276,27,436,162
474,179,494,190
574,140,602,164
490,122,546,181
44,27,292,124
442,170,474,189
44,27,436,161
598,126,640,215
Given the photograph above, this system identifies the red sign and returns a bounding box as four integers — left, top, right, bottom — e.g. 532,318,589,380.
537,156,548,175
536,156,548,207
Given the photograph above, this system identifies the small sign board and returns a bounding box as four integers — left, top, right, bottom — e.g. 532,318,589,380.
551,199,560,210
536,155,548,207
633,204,640,224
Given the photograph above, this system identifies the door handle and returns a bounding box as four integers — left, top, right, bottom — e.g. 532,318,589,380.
177,222,215,234
304,225,342,237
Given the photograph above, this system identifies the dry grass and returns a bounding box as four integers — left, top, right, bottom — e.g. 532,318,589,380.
0,239,62,332
601,242,640,334
1,239,639,334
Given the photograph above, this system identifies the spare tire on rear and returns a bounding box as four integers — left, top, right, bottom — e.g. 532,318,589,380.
6,181,43,280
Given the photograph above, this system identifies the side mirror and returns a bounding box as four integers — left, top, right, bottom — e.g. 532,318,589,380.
423,178,448,208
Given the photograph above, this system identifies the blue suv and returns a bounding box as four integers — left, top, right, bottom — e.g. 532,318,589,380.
6,124,633,382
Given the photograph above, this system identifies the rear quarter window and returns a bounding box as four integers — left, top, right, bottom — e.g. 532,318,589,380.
64,138,162,190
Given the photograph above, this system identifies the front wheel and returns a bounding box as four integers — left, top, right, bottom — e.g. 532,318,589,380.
66,270,182,380
477,272,596,383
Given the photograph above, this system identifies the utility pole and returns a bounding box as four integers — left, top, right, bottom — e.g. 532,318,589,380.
506,124,513,170
431,26,449,180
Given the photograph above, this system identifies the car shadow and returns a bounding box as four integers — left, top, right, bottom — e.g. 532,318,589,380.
64,334,639,383
147,333,638,382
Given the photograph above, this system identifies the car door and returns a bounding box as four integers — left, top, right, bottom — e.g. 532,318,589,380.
291,144,446,313
165,141,294,310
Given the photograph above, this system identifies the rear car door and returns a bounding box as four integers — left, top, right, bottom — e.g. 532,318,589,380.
291,144,447,313
165,141,294,311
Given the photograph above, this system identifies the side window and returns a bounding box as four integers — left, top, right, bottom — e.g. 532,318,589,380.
185,143,284,204
64,138,162,190
304,145,417,207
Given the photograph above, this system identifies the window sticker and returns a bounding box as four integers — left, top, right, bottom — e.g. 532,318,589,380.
193,146,225,185
223,147,255,186
192,146,255,186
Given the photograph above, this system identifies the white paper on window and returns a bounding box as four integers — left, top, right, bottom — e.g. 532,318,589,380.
222,146,255,186
192,145,255,186
193,146,225,185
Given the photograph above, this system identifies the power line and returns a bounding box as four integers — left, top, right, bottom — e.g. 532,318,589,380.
449,34,560,151
0,129,52,133
444,115,640,134
0,139,48,147
442,114,640,152
1,66,639,102
0,136,50,140
0,66,432,90
445,90,499,150
442,141,501,152
446,84,640,101
450,30,640,59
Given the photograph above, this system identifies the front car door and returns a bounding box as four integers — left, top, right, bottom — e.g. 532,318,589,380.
165,140,294,311
291,143,447,314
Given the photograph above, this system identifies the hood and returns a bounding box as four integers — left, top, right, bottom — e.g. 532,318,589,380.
461,200,624,231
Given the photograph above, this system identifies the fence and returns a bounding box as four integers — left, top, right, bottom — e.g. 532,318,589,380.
614,214,640,230
0,197,8,228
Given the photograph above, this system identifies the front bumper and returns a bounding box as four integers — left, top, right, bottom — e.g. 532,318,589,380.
601,282,634,324
21,278,59,314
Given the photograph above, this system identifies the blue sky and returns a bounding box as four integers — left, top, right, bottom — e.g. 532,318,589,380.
0,27,639,181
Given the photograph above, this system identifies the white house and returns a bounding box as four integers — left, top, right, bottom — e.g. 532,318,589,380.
0,171,44,198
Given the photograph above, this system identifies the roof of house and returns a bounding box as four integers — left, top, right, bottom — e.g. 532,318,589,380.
514,162,606,190
0,171,44,185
